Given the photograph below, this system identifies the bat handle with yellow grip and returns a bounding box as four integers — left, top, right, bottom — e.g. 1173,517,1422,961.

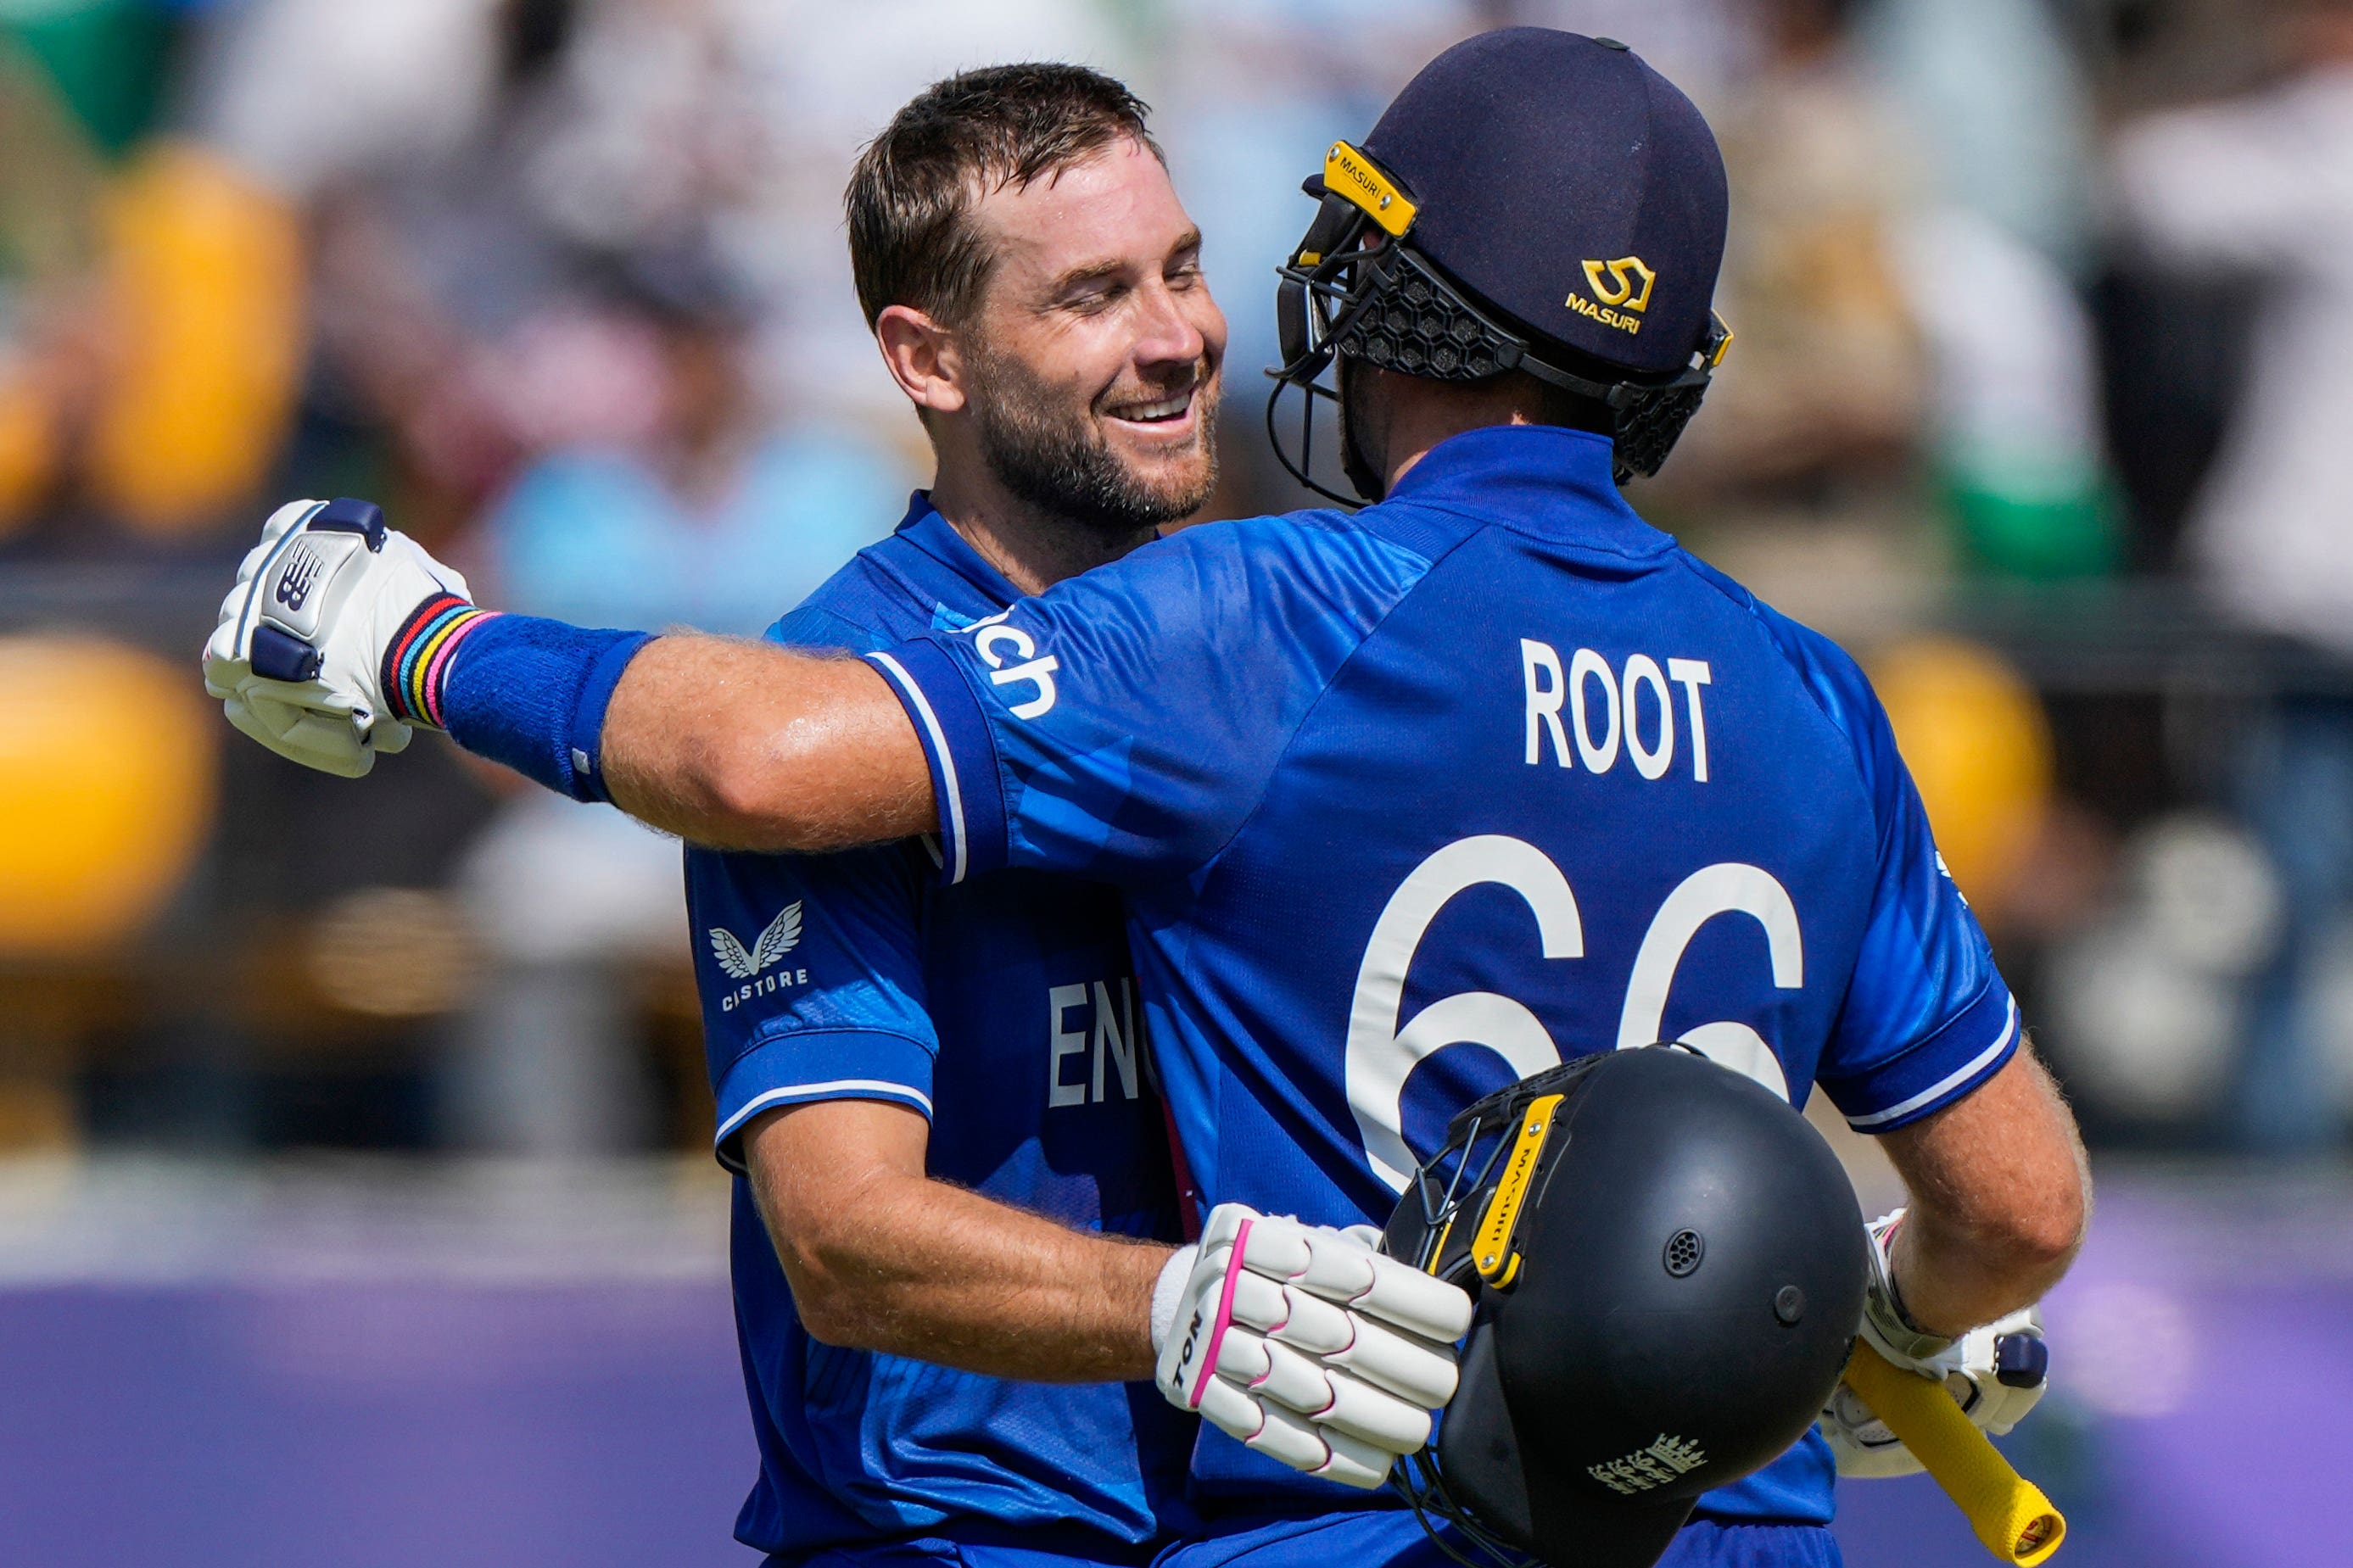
1842,1340,2066,1565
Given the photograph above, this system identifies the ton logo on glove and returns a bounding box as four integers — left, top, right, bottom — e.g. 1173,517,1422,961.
1149,1205,1473,1490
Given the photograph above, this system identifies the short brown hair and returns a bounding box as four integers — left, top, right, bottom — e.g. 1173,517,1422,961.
846,64,1161,331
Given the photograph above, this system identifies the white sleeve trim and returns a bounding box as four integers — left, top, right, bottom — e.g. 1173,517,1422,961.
714,1080,937,1148
1844,996,2018,1130
867,651,968,884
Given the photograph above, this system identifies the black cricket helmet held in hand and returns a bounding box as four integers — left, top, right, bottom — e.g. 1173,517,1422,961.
1383,1046,1866,1568
1271,28,1733,503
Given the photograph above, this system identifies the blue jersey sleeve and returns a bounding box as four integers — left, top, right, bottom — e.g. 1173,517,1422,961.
867,514,1430,885
688,840,942,1171
690,597,945,1172
1769,616,2020,1131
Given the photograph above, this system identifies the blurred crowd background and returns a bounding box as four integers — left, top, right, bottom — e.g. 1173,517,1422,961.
0,0,2347,1563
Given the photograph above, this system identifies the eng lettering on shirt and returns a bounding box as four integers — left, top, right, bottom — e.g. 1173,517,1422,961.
1047,977,1144,1108
1520,639,1711,782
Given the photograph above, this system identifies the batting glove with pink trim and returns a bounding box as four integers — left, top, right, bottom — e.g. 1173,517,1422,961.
1150,1203,1473,1489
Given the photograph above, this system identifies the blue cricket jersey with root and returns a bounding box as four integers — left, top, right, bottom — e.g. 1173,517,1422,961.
687,498,1193,1563
869,426,2020,1529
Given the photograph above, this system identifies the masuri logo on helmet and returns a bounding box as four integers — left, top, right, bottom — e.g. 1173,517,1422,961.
1573,256,1657,335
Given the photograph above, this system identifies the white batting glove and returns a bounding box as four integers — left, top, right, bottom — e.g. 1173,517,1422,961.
1151,1204,1473,1490
1822,1208,2051,1479
201,498,472,778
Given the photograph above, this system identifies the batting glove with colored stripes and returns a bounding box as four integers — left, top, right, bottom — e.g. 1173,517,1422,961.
202,498,483,778
1151,1203,1474,1489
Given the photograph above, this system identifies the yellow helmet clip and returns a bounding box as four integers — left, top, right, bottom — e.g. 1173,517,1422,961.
1324,142,1417,238
1470,1092,1565,1288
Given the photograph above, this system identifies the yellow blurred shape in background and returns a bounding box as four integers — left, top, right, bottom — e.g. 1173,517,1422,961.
88,141,305,536
0,636,215,956
1870,636,2054,921
0,368,55,532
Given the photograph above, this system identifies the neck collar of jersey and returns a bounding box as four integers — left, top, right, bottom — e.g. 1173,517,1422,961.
1383,425,1669,554
893,491,1026,610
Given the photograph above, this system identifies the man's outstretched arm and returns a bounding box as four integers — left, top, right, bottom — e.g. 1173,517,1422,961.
747,1096,1473,1490
745,1098,1167,1381
198,498,934,852
1818,1041,2088,1480
598,635,936,853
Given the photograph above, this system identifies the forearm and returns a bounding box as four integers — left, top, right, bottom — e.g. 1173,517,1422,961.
205,505,938,835
745,1102,1169,1382
1890,1203,2073,1340
422,614,935,851
599,634,934,852
763,1171,1167,1381
1881,1046,2091,1336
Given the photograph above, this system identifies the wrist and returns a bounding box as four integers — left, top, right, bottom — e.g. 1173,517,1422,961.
434,613,655,801
1149,1242,1199,1354
1864,1211,1958,1364
380,593,498,729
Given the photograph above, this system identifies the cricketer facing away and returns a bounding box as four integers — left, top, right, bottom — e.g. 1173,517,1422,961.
205,29,2091,1568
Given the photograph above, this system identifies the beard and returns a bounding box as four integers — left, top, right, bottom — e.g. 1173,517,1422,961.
969,343,1219,537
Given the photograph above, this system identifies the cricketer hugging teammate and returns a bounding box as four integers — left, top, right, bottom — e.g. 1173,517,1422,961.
201,27,2088,1568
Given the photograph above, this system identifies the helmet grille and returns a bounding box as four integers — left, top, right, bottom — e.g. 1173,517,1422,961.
1664,1229,1704,1278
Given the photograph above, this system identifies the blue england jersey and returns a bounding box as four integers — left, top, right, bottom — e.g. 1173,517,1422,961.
686,497,1194,1563
869,426,2020,1528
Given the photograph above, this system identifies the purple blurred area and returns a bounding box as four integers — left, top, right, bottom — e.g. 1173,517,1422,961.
0,1161,2342,1565
0,1281,748,1565
0,1159,754,1565
1839,1168,2353,1568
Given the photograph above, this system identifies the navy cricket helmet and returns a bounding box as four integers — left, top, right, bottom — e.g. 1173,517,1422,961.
1271,29,1733,500
1383,1046,1866,1568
